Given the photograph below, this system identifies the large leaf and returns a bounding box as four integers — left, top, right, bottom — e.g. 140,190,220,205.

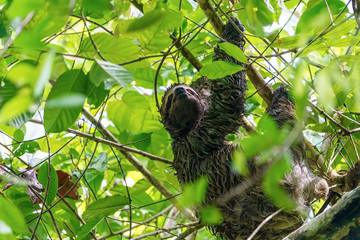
199,61,244,79
44,69,87,133
79,33,140,64
236,0,278,36
107,91,153,133
92,59,133,88
218,42,247,63
0,89,33,124
75,218,102,240
130,67,163,89
38,162,58,205
296,0,347,34
82,195,129,221
7,0,45,19
0,195,29,235
127,10,166,32
127,10,183,52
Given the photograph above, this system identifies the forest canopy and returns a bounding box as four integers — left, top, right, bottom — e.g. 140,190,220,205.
1,0,360,239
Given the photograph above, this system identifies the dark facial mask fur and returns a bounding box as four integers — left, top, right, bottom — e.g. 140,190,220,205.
159,18,328,240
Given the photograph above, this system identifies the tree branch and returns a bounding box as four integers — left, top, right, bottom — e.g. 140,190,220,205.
81,108,196,220
283,185,360,240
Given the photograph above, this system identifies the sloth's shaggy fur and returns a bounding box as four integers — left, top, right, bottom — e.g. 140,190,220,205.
160,18,329,240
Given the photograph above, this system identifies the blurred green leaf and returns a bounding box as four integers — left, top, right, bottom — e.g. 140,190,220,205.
179,176,208,208
199,205,223,225
263,153,296,210
0,195,29,235
237,0,276,36
7,0,44,19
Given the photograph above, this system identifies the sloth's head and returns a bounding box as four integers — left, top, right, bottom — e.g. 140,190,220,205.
160,84,206,137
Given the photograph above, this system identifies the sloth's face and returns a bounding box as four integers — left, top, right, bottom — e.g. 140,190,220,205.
160,84,205,135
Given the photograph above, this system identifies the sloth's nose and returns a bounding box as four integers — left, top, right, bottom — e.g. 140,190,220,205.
174,86,185,96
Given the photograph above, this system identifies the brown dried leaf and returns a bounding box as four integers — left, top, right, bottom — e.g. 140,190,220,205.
56,170,80,200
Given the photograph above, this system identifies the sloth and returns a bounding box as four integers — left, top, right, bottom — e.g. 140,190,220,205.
159,18,329,240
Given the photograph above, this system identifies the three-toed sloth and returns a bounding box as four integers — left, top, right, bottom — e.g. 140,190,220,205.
160,18,329,240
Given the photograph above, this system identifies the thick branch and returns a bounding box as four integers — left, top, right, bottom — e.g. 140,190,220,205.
196,0,224,36
245,61,273,106
283,185,360,240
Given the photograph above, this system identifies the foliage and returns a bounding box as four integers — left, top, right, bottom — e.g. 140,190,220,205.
0,0,359,239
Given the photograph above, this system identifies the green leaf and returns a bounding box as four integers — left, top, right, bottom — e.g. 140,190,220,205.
0,58,7,78
296,0,347,34
0,80,17,109
130,67,163,89
89,152,108,172
199,205,223,225
14,141,40,157
82,195,129,221
263,153,296,210
0,89,33,124
237,0,276,36
127,10,166,32
179,176,208,208
44,69,87,133
7,0,45,19
218,42,247,63
34,50,55,98
94,59,133,88
75,218,102,240
199,61,244,79
6,61,38,88
132,10,183,52
0,195,29,235
38,162,58,205
79,33,140,64
81,0,113,17
232,147,249,175
107,91,152,133
87,80,109,108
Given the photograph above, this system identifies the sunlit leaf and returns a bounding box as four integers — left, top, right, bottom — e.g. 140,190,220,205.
79,33,140,64
44,69,87,133
218,42,247,63
296,0,347,34
75,218,102,240
127,10,166,32
82,195,129,221
94,59,133,88
199,61,244,79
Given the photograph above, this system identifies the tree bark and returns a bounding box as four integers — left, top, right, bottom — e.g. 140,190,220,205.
283,186,360,240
